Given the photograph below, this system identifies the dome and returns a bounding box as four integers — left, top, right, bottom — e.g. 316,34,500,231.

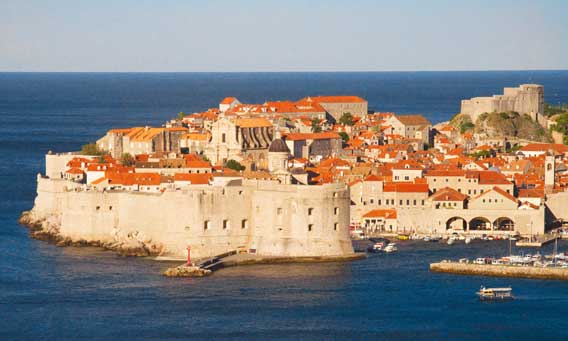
268,138,290,153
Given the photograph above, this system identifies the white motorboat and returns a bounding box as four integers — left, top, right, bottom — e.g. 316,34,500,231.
384,243,398,253
447,237,455,245
465,237,472,244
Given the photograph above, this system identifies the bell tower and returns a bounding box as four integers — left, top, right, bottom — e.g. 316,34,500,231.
545,150,555,193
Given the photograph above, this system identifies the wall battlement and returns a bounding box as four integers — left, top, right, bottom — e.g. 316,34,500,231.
29,176,354,259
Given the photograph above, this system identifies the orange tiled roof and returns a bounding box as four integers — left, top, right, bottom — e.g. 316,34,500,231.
363,209,397,219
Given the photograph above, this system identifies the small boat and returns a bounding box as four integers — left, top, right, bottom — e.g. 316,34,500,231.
423,236,431,242
430,236,441,242
447,237,455,245
384,243,398,253
465,237,472,245
367,242,384,253
477,286,513,301
397,234,409,240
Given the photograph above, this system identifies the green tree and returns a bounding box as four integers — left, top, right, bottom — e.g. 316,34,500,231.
177,112,186,121
81,143,106,156
338,132,349,142
120,153,135,166
311,118,322,133
225,159,245,171
338,112,354,126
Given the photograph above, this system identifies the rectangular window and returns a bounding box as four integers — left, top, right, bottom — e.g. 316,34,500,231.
334,207,339,215
378,199,381,205
413,200,416,206
334,223,338,231
308,224,313,232
241,219,248,229
223,219,230,229
406,199,410,206
308,208,314,216
204,220,210,230
277,208,283,215
399,200,403,205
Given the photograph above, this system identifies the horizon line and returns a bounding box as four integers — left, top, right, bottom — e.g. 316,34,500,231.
1,69,568,74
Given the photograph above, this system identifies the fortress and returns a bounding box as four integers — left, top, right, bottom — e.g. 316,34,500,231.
24,154,354,260
460,84,546,126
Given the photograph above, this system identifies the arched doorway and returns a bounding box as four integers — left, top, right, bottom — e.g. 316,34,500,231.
469,217,492,231
446,217,467,231
494,217,515,231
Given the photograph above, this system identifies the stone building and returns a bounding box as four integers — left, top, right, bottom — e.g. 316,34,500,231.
96,127,187,158
383,114,432,146
297,96,368,121
283,132,342,162
204,117,274,167
460,84,545,125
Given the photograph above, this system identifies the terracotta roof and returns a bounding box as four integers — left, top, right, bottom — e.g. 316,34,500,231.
518,188,545,199
65,167,84,174
363,209,397,219
300,96,366,104
234,118,273,128
430,187,467,201
173,173,212,184
394,115,431,126
284,132,341,141
520,143,568,153
383,182,429,193
220,97,237,105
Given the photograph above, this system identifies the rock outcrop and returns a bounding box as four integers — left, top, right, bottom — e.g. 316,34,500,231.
163,265,212,277
18,210,164,257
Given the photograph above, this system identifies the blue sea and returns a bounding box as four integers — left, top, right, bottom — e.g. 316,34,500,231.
2,71,568,340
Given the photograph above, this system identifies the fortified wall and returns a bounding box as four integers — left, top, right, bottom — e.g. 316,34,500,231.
461,84,546,126
28,174,354,259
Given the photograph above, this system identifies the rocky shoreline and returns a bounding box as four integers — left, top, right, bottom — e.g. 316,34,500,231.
18,210,164,257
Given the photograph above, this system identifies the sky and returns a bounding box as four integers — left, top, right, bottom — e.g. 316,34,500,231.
1,0,567,72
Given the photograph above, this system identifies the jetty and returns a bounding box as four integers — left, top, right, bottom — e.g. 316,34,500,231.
516,234,558,248
430,261,568,281
163,251,366,277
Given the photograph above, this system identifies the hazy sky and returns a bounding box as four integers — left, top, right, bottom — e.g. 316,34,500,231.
1,0,567,72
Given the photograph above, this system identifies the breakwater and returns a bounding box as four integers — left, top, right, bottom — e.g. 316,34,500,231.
430,261,568,281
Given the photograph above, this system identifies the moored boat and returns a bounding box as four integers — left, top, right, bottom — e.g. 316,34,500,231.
384,243,398,253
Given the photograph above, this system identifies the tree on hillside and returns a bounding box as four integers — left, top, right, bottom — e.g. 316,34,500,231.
225,159,245,171
338,132,349,142
311,118,322,133
81,143,106,156
120,153,135,166
177,112,186,121
339,112,354,126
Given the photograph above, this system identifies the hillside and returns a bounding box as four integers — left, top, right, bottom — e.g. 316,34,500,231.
450,111,551,142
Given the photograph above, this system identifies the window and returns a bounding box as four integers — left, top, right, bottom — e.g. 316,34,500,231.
308,208,314,216
222,133,226,143
333,192,338,198
334,207,339,215
370,199,374,204
223,219,230,230
241,219,248,229
96,206,100,211
406,199,410,206
308,224,313,232
277,208,283,215
421,200,425,206
399,200,403,205
204,220,211,230
413,200,416,206
378,199,381,205
334,223,338,231
109,206,112,210
404,176,409,181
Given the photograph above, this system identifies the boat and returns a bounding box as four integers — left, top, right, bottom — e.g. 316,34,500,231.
367,242,384,253
423,236,431,242
384,243,398,253
397,234,409,240
477,286,513,301
465,237,472,245
447,237,455,245
430,236,441,242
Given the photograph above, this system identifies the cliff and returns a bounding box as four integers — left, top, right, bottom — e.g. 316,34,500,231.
451,112,552,142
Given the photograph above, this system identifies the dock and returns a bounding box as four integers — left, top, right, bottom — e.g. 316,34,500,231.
516,234,558,248
163,252,366,277
430,261,568,281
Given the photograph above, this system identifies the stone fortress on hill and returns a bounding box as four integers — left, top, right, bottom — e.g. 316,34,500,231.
461,84,547,126
21,89,568,260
